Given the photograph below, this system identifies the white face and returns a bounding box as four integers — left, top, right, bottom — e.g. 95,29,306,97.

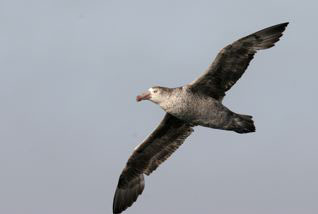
148,87,163,104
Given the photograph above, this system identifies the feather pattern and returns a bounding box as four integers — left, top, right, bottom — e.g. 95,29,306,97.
113,114,193,213
190,22,288,100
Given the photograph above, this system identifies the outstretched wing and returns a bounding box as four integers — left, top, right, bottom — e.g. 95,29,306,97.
113,113,194,214
190,22,288,100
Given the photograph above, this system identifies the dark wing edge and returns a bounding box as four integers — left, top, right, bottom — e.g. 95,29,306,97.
190,22,289,100
113,113,194,214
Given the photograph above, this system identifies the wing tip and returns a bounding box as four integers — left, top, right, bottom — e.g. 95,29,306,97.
278,22,289,27
268,22,289,35
113,174,145,214
251,22,289,51
276,22,289,32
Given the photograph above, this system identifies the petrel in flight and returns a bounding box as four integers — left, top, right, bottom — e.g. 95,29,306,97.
113,22,288,213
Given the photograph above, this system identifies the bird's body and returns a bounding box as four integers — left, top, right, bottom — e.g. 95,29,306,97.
158,85,254,133
113,22,289,214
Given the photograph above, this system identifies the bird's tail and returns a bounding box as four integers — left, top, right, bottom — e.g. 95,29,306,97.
230,114,256,134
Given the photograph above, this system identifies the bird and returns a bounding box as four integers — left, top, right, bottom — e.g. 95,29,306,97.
113,22,288,213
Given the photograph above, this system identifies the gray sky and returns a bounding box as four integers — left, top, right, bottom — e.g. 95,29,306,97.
1,0,318,214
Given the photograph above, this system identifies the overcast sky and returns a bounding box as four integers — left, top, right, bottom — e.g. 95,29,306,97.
1,0,318,214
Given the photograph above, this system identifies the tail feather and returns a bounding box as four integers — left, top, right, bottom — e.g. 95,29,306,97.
231,114,255,134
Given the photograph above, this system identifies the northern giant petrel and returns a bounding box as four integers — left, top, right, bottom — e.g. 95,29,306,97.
113,22,288,213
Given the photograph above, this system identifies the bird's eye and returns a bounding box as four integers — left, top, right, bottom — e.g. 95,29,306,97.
153,90,158,93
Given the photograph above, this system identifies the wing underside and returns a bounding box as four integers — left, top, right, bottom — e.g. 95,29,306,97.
190,22,288,100
113,113,193,213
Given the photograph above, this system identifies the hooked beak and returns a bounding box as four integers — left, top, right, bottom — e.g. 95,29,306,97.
136,91,151,102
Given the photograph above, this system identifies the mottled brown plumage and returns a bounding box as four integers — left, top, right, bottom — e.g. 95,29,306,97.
190,23,288,100
113,114,193,213
113,22,288,214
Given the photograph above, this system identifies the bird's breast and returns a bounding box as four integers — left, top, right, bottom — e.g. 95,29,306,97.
160,91,219,123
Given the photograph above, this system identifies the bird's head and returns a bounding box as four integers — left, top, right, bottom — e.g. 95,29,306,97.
136,86,170,104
